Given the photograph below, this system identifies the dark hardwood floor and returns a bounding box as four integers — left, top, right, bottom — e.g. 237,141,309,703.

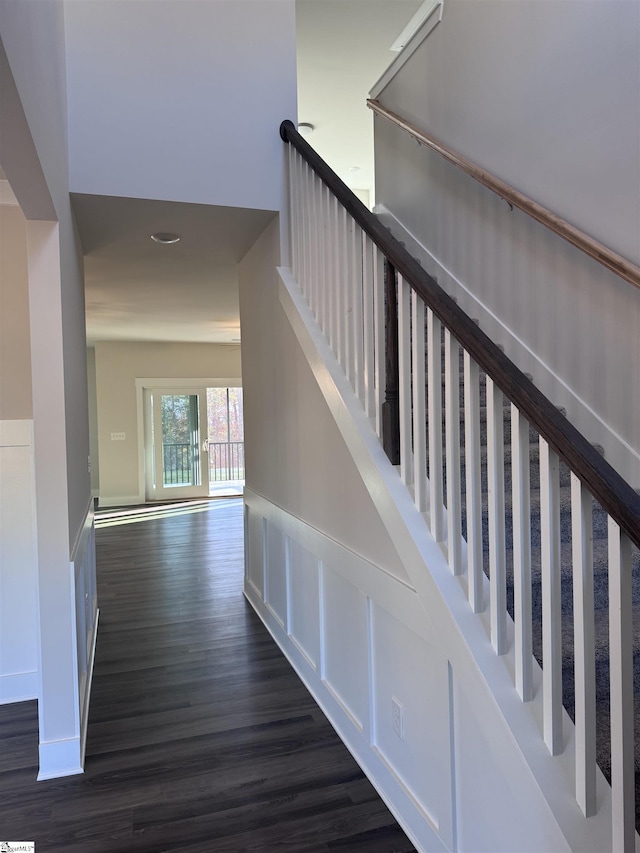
0,498,416,852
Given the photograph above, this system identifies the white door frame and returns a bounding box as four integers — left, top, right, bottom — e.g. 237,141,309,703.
135,378,242,503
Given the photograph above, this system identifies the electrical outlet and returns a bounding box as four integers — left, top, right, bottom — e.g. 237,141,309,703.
392,697,404,740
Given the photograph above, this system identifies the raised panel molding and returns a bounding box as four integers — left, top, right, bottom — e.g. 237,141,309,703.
371,601,452,835
245,505,265,598
243,489,446,852
264,520,287,628
321,565,367,732
287,538,320,670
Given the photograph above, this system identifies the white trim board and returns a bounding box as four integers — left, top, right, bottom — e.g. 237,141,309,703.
0,670,38,705
370,0,444,100
37,737,83,781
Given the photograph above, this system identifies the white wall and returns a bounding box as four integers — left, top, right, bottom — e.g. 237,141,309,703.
374,0,640,481
94,341,242,505
238,218,410,581
0,0,93,777
0,195,38,704
0,421,38,704
0,204,32,419
375,0,640,264
64,0,297,214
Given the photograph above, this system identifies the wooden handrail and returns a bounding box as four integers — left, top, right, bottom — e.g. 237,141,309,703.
367,99,640,292
280,118,640,550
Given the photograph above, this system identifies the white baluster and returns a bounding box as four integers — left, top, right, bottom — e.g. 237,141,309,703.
512,405,532,700
290,152,302,284
307,171,318,317
301,161,311,299
398,275,412,486
288,145,297,279
539,437,563,755
487,378,506,655
373,248,385,440
608,518,635,852
343,215,355,385
352,224,365,404
445,329,462,574
327,193,339,356
313,173,322,318
427,309,444,541
571,473,595,817
362,234,376,420
464,352,483,613
412,293,427,512
318,182,329,336
314,176,325,330
338,205,348,371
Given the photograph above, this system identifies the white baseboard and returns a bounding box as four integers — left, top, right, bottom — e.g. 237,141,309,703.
97,494,143,508
37,737,83,780
0,670,38,705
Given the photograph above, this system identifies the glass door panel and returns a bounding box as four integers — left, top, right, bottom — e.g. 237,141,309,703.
151,390,208,499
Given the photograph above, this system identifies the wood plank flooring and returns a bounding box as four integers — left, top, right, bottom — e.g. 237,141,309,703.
0,498,416,852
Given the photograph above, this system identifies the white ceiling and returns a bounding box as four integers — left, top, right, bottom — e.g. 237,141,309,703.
73,194,275,344
6,1,420,346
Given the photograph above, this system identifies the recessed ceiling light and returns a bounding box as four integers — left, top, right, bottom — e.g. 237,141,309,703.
151,232,181,244
297,122,315,137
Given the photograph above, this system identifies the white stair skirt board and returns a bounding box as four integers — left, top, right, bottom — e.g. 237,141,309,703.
37,737,84,780
0,670,38,705
274,266,616,852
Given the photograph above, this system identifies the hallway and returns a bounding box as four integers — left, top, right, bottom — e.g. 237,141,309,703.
0,499,415,852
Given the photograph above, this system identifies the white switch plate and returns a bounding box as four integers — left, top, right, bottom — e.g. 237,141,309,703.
110,432,126,441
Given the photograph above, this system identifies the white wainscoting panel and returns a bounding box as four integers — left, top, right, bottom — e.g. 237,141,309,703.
245,506,265,598
0,420,39,704
321,564,368,732
243,488,448,852
452,674,569,853
288,537,320,670
371,601,451,831
264,519,287,628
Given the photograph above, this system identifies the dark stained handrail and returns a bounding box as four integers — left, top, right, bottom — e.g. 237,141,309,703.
367,99,640,292
280,118,640,549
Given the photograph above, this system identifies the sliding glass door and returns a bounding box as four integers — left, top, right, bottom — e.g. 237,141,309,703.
148,389,209,499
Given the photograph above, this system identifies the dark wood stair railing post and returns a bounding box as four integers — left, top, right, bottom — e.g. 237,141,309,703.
382,259,400,465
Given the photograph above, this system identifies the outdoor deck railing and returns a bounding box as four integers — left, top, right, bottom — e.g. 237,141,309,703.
208,440,244,482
